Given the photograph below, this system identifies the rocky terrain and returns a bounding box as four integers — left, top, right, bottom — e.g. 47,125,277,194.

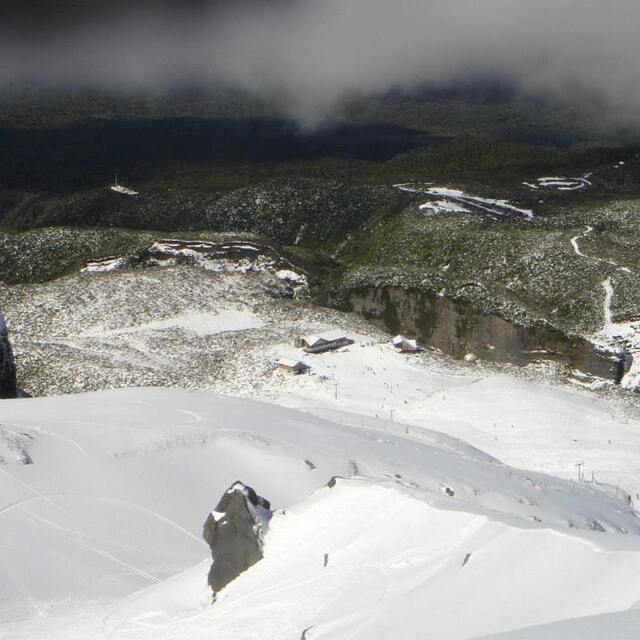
203,482,272,596
0,314,17,398
2,90,640,392
328,163,640,386
1,257,383,397
3,159,640,391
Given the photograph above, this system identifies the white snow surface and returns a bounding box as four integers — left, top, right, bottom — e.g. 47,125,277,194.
2,388,640,640
478,608,640,639
524,176,591,192
269,339,640,501
6,266,640,638
110,185,139,196
79,310,264,338
81,257,127,273
419,199,471,214
396,183,533,220
593,278,640,390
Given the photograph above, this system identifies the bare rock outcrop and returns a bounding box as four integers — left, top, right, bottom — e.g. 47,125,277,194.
203,482,272,597
0,315,17,399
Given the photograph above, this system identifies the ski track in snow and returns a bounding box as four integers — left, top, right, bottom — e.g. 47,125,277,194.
7,421,89,458
14,507,163,585
0,494,206,548
179,410,204,423
0,467,69,515
96,497,207,547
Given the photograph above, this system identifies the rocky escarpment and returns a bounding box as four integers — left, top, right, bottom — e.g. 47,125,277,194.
203,482,272,597
0,315,17,399
82,239,310,298
346,286,628,384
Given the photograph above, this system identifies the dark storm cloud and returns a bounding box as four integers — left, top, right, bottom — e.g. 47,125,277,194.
2,1,640,125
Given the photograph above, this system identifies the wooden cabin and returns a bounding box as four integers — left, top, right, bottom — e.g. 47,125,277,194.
277,358,310,375
296,333,354,354
296,335,326,350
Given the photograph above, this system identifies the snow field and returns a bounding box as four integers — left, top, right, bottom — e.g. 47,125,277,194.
395,183,533,220
2,389,640,639
270,338,640,501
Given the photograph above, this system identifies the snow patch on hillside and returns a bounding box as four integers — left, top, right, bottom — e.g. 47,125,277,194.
396,183,533,220
524,176,591,192
420,199,471,214
81,257,127,273
80,310,263,338
587,277,640,390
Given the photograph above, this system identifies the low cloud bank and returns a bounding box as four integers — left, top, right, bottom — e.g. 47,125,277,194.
1,0,639,126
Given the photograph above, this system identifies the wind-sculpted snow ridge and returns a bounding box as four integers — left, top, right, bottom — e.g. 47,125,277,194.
395,183,533,221
1,389,640,640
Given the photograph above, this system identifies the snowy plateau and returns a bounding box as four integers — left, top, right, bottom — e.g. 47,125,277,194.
3,263,640,639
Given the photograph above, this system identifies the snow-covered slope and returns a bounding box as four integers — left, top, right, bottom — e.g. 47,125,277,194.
270,340,640,501
478,608,640,640
1,389,640,639
7,265,640,504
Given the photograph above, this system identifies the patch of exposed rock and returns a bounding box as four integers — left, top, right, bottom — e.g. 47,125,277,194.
82,239,309,298
0,315,17,399
203,482,272,597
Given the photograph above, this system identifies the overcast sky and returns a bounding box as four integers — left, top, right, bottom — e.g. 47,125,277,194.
1,0,639,125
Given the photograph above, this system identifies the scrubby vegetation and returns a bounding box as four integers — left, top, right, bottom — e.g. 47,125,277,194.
2,89,640,348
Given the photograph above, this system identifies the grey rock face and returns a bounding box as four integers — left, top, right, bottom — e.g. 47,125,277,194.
203,482,272,596
0,315,17,399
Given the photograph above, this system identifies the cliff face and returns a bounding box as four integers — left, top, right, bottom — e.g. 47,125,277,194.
0,315,17,399
347,286,628,384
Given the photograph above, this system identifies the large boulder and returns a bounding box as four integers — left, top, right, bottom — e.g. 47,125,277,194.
0,315,17,399
203,482,272,597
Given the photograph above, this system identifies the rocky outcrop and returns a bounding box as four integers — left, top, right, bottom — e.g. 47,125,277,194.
0,315,17,399
203,482,272,597
347,286,627,384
